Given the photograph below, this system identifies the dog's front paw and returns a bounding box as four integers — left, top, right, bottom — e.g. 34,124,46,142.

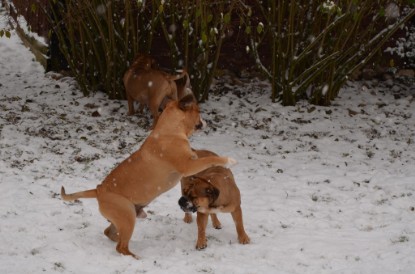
238,233,251,245
225,157,237,168
183,213,193,223
196,238,207,250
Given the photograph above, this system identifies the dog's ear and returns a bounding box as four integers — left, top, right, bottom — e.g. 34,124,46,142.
182,182,195,195
206,187,220,202
179,94,196,111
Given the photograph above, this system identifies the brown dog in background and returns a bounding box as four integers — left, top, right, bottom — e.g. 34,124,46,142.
123,53,191,128
179,149,250,250
61,95,236,259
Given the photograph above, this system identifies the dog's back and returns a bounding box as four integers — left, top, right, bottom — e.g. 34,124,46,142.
123,54,192,127
181,149,240,203
191,150,234,178
179,149,249,249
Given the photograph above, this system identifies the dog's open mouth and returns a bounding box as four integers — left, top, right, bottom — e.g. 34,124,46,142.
178,196,197,213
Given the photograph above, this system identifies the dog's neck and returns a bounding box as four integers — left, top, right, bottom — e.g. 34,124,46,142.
153,107,193,137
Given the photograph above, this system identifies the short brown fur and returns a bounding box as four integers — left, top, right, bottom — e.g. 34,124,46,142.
61,96,236,259
123,53,190,128
180,149,250,249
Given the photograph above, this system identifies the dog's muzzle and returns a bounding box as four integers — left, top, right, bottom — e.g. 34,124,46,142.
178,196,197,213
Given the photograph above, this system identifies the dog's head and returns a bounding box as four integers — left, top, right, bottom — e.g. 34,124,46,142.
178,177,220,213
156,94,205,135
177,94,206,135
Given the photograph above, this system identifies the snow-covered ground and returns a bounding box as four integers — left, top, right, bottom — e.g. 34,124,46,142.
1,8,415,274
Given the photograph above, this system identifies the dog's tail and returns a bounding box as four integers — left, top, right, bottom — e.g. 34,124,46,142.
166,69,188,81
61,186,97,201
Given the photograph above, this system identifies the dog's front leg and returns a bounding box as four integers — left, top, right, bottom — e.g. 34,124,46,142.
196,212,209,250
210,214,222,229
231,206,250,245
181,156,236,177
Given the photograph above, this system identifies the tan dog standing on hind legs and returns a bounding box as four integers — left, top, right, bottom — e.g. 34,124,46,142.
61,95,236,259
179,149,250,250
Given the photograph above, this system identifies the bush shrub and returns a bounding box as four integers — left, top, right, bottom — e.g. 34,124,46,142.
247,0,415,105
46,0,414,105
48,0,241,101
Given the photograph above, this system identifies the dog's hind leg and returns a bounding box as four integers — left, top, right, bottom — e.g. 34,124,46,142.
98,192,139,259
104,223,119,242
135,205,147,218
231,206,250,245
127,95,135,116
210,214,222,229
149,87,168,128
103,206,145,243
149,105,160,129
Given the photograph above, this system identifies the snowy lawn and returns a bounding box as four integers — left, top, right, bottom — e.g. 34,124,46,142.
1,10,415,274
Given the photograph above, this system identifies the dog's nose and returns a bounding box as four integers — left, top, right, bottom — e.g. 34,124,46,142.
178,196,197,213
178,196,189,208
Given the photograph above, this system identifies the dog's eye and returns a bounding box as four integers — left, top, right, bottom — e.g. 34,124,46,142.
205,188,219,199
206,188,214,195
